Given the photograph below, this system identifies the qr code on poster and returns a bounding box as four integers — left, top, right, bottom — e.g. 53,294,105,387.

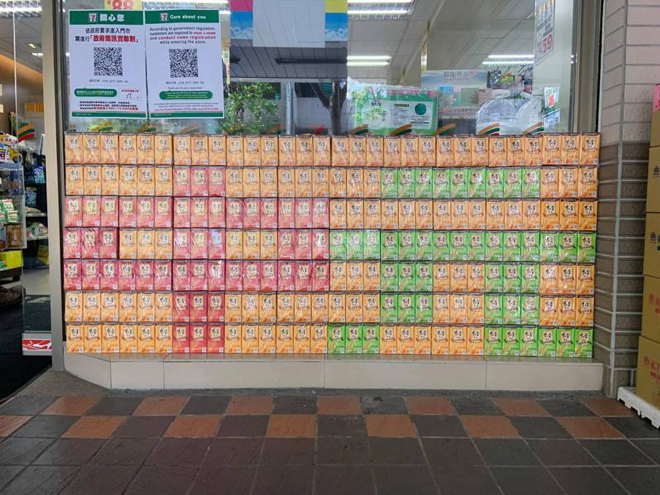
169,49,199,78
93,47,123,77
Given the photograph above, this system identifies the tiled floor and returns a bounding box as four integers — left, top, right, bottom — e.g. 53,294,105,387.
0,393,658,494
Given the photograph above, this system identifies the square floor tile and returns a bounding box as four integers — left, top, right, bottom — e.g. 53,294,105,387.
252,465,313,495
369,438,426,465
633,440,660,464
539,399,594,417
0,437,53,465
366,415,416,438
581,439,655,465
260,438,314,465
165,415,221,438
88,438,157,465
203,438,263,466
0,416,31,437
491,467,563,495
492,398,549,417
113,416,174,438
62,416,126,438
180,396,230,415
412,415,467,437
609,467,660,495
422,438,483,467
432,465,499,495
125,465,197,495
315,465,375,494
0,397,54,416
460,416,519,438
0,466,24,491
317,437,370,464
361,396,408,415
582,398,635,417
86,397,142,416
509,417,571,439
145,438,211,466
189,467,255,495
527,439,597,466
226,396,273,415
61,465,139,495
405,397,455,415
42,397,99,416
317,396,362,415
317,415,366,437
272,396,317,415
217,415,269,437
133,397,187,416
451,397,502,416
549,467,628,495
33,438,105,465
2,465,78,495
373,465,437,495
11,415,78,438
605,417,660,439
474,439,540,466
267,414,316,438
557,417,624,439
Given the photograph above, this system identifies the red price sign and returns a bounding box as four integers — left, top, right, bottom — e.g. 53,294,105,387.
104,0,142,10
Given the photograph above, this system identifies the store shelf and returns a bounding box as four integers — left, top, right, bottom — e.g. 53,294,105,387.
26,235,48,241
64,353,604,391
26,213,47,218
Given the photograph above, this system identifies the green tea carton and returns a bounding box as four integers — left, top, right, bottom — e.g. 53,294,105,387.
503,168,522,198
450,168,468,199
415,168,433,198
556,328,575,357
519,326,539,356
520,295,540,325
327,324,346,354
381,262,399,292
521,231,540,262
502,294,521,325
398,168,415,198
347,230,364,260
398,231,416,261
415,293,433,323
415,263,433,292
398,263,416,292
363,325,380,354
416,231,434,261
345,325,363,354
521,264,540,293
364,230,381,260
467,232,486,261
558,233,578,263
574,328,593,358
503,264,521,293
381,231,399,260
398,293,416,324
330,231,347,260
502,232,522,262
485,264,503,293
380,294,398,323
486,169,504,198
450,232,469,261
502,327,520,356
468,168,486,198
381,169,398,198
485,232,504,261
540,233,559,263
521,167,541,198
485,327,503,356
538,328,557,357
433,231,451,261
485,295,503,324
577,233,596,263
433,169,451,199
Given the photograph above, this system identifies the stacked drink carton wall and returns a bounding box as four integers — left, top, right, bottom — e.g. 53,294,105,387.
62,133,598,357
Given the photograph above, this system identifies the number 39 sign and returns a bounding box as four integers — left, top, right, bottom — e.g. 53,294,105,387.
534,0,555,65
104,0,143,10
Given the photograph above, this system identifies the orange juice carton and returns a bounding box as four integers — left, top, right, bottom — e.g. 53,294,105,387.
277,198,295,229
523,199,542,230
81,260,100,290
208,166,226,197
395,325,414,355
540,167,559,198
296,199,313,229
137,292,156,323
63,260,82,291
471,136,489,166
540,296,558,326
65,133,83,164
558,297,577,327
450,326,467,355
154,324,173,353
225,261,243,291
259,293,277,323
296,135,314,166
431,326,450,355
295,261,312,292
208,293,225,322
401,136,419,167
137,134,155,165
313,135,331,166
226,199,243,229
578,167,598,199
189,324,207,354
366,136,384,167
261,135,279,166
580,133,600,165
312,294,329,323
119,197,137,228
259,325,276,354
261,261,278,291
329,167,347,198
172,324,191,354
172,166,191,197
377,325,396,354
329,293,347,323
83,324,102,353
223,324,241,353
154,133,173,165
436,136,454,167
155,292,173,323
560,200,580,231
486,200,505,230
100,133,120,164
172,292,190,323
561,134,581,165
577,264,595,296
541,200,560,230
312,167,330,198
102,324,120,353
454,135,472,166
525,135,543,166
508,136,526,166
505,200,524,230
119,134,138,165
101,164,120,195
225,167,243,198
117,261,136,291
384,137,402,167
64,291,83,323
579,200,597,231
207,259,225,291
83,165,102,195
173,135,192,165
332,136,349,166
191,167,209,197
312,199,330,229
294,325,311,353
279,136,296,166
260,199,278,229
489,136,508,166
135,261,154,292
559,167,579,198
347,168,364,198
543,134,562,165
276,325,294,354
241,324,259,353
330,261,347,291
295,167,313,198
349,136,367,167
467,326,485,356
311,324,328,353
243,135,261,167
172,261,191,292
118,292,137,323
226,136,244,167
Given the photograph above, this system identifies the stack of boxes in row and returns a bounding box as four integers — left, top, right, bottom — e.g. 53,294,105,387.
63,132,599,357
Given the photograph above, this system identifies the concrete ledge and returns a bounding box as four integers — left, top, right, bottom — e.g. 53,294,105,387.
65,354,604,391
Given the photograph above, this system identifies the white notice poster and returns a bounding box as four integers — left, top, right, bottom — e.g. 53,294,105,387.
69,10,147,119
145,10,224,119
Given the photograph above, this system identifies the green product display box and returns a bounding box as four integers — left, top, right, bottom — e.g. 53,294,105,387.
521,168,541,198
502,294,521,325
577,233,596,263
450,232,469,261
521,231,540,262
503,232,522,262
363,325,380,354
347,230,364,260
540,233,559,262
380,294,398,323
450,168,468,198
381,169,398,198
330,231,347,260
415,169,433,198
398,168,415,198
503,327,520,356
485,264,503,293
381,263,399,292
558,233,578,263
398,263,416,292
364,230,381,260
328,325,346,354
503,264,522,293
415,293,433,323
520,326,539,356
485,295,503,324
503,168,522,198
538,328,557,357
416,231,434,260
485,232,504,261
467,232,486,261
398,293,416,323
556,328,576,358
520,295,540,325
345,325,363,354
415,263,433,292
486,169,504,198
485,327,503,356
381,232,399,260
575,328,593,358
468,168,486,198
398,231,416,261
433,232,451,261
520,265,540,293
433,169,451,199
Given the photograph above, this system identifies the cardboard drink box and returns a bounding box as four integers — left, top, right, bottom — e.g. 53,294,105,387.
521,231,540,262
398,169,415,198
643,213,660,279
502,327,520,356
574,328,593,358
502,295,521,325
380,325,398,354
502,232,521,262
381,232,398,261
328,324,346,354
485,232,503,262
538,328,557,357
485,295,503,324
641,275,660,343
636,336,660,409
485,327,503,356
381,294,398,323
486,169,504,199
363,325,380,354
485,264,503,293
450,232,469,261
556,328,575,358
433,232,451,261
415,168,433,198
520,326,538,356
540,233,559,263
416,231,433,261
433,169,451,199
558,233,578,263
399,231,416,261
468,168,486,198
521,168,541,198
577,233,596,263
502,264,521,293
345,325,363,354
467,232,486,262
648,147,660,213
521,266,540,294
450,168,468,199
503,168,522,198
416,263,433,292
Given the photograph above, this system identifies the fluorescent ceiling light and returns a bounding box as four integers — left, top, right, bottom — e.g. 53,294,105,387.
0,6,41,13
482,60,532,65
488,54,534,59
348,9,409,15
28,43,37,49
32,52,43,57
347,55,391,61
347,61,389,67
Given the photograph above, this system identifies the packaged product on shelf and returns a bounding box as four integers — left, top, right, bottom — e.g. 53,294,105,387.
450,200,469,230
172,324,191,353
135,261,154,291
381,169,397,198
398,294,415,324
64,261,82,291
485,294,503,325
500,327,518,356
155,324,174,353
436,136,454,167
208,293,225,322
556,328,575,358
329,168,347,197
225,136,243,167
559,168,578,199
189,324,207,354
540,168,559,199
137,292,156,323
503,168,522,198
520,294,540,325
209,136,228,166
433,169,450,199
380,262,397,292
468,294,485,323
117,260,136,291
101,133,120,164
155,293,173,323
344,261,362,291
449,326,467,355
486,200,505,230
243,136,261,167
454,136,472,166
578,167,598,198
466,326,484,356
575,328,593,357
261,261,278,291
502,295,521,325
416,293,433,323
344,325,362,354
576,265,595,296
119,197,137,228
295,168,313,198
505,201,524,231
486,168,504,198
118,166,138,196
431,326,450,355
296,199,313,229
449,232,468,261
450,168,468,199
155,133,174,165
224,324,241,353
190,167,209,197
542,134,561,165
450,294,467,324
362,325,379,353
540,200,560,231
100,260,119,291
489,136,508,167
153,166,173,197
312,168,330,198
399,231,416,261
539,296,558,326
415,263,433,292
102,164,120,196
102,324,120,353
137,166,155,196
576,296,594,327
395,325,413,355
118,292,137,323
259,136,278,166
82,133,100,164
401,136,419,168
65,165,84,196
577,233,596,263
579,200,598,231
66,324,84,353
259,325,276,353
172,135,192,166
468,168,486,198
241,294,258,323
311,293,329,323
467,264,485,293
83,165,102,196
559,200,579,231
349,136,367,167
259,199,277,229
561,134,581,165
208,167,226,197
471,136,489,166
312,262,330,291
507,136,525,166
243,230,260,260
558,296,577,327
347,168,364,198
173,261,190,292
397,169,414,198
414,231,431,261
293,325,311,354
64,291,83,323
